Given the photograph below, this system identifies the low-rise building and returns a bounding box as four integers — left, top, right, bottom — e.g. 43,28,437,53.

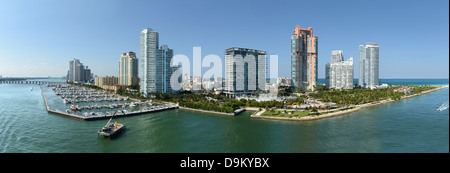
95,76,119,88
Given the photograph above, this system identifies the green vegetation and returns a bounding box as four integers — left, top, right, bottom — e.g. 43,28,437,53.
308,85,436,107
150,91,308,113
261,109,311,118
260,106,357,118
179,100,235,113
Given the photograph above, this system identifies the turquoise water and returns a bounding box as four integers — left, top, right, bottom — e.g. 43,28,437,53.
0,79,448,153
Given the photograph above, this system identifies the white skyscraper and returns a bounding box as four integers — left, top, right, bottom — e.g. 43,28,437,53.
325,50,354,89
224,47,266,96
359,43,379,88
140,28,159,95
140,28,180,95
67,59,92,83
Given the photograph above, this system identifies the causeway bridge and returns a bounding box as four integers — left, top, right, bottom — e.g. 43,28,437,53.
0,77,63,85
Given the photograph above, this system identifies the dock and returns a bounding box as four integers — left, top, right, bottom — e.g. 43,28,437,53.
40,85,179,121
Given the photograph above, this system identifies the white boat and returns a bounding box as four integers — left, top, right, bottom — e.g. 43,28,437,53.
437,101,449,111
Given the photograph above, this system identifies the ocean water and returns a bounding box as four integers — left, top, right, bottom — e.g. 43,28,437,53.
0,79,448,153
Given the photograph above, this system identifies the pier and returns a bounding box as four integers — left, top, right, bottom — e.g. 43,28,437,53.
40,85,179,121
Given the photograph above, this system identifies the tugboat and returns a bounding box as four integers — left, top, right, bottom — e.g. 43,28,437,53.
97,113,126,139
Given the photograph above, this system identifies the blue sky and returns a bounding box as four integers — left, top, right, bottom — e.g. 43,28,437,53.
0,0,448,79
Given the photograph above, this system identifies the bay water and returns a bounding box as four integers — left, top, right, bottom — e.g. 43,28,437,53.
0,79,448,153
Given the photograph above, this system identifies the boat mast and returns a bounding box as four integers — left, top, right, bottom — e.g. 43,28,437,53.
103,112,116,127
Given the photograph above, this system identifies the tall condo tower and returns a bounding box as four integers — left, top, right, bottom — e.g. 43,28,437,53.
291,26,318,91
325,50,354,89
359,43,379,88
157,45,174,94
67,59,92,83
119,51,139,86
140,28,159,95
224,47,266,96
140,28,179,95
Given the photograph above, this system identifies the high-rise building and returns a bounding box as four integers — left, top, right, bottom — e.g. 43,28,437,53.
119,51,139,86
140,28,158,95
291,26,318,91
359,43,379,88
224,47,266,96
67,59,92,83
157,45,174,94
325,50,354,89
140,28,180,95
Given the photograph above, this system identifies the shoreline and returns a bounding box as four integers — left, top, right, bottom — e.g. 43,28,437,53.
178,106,247,116
251,85,448,121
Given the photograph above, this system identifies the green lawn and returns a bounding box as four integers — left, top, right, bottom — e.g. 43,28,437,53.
261,110,312,118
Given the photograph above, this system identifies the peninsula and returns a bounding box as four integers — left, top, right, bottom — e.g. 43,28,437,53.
250,85,448,121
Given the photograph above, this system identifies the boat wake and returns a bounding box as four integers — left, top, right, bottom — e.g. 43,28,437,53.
437,101,449,111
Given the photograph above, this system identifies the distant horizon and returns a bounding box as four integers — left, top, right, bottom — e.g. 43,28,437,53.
1,75,449,80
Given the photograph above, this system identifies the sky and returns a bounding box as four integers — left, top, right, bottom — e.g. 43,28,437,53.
0,0,448,79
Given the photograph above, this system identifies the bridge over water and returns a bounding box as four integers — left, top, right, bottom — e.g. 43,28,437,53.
0,77,64,85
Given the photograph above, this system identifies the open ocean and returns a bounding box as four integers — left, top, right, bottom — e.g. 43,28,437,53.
0,78,448,153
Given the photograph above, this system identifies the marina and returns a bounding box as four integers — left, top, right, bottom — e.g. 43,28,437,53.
40,84,179,120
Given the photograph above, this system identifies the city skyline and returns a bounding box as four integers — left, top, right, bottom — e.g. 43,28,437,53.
0,0,448,79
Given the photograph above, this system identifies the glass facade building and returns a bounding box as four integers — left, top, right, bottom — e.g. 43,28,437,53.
359,43,379,88
67,59,92,83
140,28,179,95
224,47,266,96
291,26,318,91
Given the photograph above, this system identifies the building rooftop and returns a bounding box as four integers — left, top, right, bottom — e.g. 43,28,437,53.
225,47,266,55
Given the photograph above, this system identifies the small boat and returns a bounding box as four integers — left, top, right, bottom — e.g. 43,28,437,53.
437,101,449,111
30,86,33,91
98,113,126,139
70,105,76,111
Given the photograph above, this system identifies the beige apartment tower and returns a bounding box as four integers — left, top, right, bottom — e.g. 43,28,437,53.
119,51,139,86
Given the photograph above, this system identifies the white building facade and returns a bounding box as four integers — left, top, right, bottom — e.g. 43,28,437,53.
224,47,266,96
359,43,379,88
140,28,179,95
325,50,354,89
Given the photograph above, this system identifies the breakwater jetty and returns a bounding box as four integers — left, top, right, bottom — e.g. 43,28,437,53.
40,85,178,121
